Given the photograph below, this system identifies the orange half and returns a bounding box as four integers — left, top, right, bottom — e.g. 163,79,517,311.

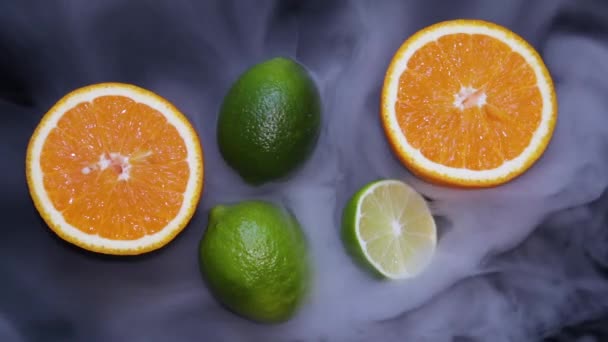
26,83,204,255
381,20,557,187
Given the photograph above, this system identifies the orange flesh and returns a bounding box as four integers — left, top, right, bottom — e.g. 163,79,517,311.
396,33,542,170
40,96,189,240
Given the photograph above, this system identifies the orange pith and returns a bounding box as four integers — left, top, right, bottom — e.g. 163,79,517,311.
26,83,204,255
381,20,557,187
41,95,189,240
398,33,541,170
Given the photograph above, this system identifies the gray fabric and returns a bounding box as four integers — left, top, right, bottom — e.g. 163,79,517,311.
1,0,607,341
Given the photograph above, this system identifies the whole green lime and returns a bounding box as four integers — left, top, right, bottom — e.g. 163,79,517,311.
217,57,321,184
199,200,310,323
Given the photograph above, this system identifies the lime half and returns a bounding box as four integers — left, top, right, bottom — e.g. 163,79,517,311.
341,180,436,279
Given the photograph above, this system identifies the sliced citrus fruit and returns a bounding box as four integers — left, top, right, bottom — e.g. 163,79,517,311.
26,83,204,255
381,19,557,187
341,180,436,279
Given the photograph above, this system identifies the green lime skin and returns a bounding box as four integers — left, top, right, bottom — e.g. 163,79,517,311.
199,200,310,323
217,57,321,185
341,181,386,279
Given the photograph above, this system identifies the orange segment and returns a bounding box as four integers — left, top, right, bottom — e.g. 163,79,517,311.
398,33,540,170
382,19,557,187
26,83,204,255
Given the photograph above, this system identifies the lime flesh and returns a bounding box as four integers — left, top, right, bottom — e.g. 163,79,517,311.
342,180,436,279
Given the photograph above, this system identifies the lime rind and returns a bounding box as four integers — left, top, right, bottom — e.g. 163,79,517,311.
217,57,321,185
199,200,310,323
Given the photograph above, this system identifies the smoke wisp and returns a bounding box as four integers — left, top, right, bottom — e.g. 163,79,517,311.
1,0,608,341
